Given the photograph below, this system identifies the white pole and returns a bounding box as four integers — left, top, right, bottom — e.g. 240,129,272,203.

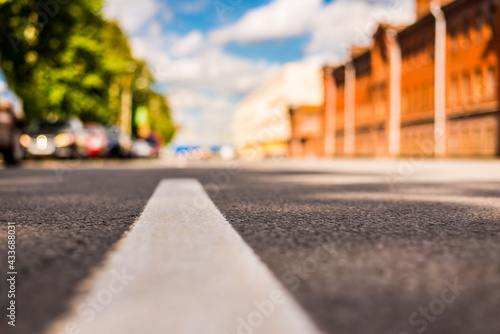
344,61,356,156
387,29,402,157
431,2,447,157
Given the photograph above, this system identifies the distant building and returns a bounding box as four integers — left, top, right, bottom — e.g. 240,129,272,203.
322,0,500,158
233,63,323,159
288,105,324,159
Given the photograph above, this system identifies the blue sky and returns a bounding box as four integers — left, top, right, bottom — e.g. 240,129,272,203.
161,0,308,63
104,0,414,145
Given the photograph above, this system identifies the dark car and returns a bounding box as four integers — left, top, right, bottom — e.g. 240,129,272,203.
104,125,132,158
84,123,109,158
0,69,24,166
21,117,88,159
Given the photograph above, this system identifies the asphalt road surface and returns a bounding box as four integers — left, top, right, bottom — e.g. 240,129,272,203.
1,158,500,334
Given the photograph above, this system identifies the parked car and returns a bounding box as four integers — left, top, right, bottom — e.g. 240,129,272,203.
21,117,88,159
145,132,162,158
0,69,24,166
104,125,132,158
131,139,153,158
83,123,109,158
131,132,163,159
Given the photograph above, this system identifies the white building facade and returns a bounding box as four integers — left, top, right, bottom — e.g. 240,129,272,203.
233,62,324,159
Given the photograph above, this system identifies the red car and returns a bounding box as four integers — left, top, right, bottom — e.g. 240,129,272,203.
84,123,109,157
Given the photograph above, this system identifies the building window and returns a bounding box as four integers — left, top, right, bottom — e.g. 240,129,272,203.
450,75,459,106
425,84,431,111
429,84,433,110
473,69,483,101
486,67,496,99
415,86,421,112
408,88,414,113
422,85,428,111
429,83,434,109
462,72,471,104
402,89,409,114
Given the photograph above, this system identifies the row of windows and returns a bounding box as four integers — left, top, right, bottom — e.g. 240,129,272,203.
448,67,497,105
401,5,498,69
352,90,387,122
448,124,497,155
402,84,434,115
353,67,496,118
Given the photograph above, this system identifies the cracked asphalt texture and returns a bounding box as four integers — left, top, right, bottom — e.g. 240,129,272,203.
1,159,500,334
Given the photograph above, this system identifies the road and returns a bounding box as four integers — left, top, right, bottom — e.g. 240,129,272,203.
1,158,500,334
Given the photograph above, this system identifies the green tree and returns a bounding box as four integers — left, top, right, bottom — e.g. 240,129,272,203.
0,0,175,142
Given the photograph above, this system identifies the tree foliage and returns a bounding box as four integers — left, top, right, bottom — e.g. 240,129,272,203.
0,0,175,141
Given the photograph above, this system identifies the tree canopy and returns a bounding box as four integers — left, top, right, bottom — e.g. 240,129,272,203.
0,0,175,141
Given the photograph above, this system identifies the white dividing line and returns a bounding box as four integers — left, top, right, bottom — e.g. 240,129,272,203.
47,179,322,334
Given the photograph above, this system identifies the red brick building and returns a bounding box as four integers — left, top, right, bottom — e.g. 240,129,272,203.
288,106,324,158
445,0,500,156
333,65,346,156
322,0,500,158
399,12,437,157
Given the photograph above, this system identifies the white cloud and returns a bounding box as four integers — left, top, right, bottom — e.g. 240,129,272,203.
103,0,165,33
168,88,235,145
170,30,204,58
129,29,278,96
306,0,415,62
162,48,278,96
169,89,233,125
210,0,322,45
210,0,414,62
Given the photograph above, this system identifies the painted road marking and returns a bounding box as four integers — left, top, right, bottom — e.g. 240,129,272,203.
47,179,322,334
